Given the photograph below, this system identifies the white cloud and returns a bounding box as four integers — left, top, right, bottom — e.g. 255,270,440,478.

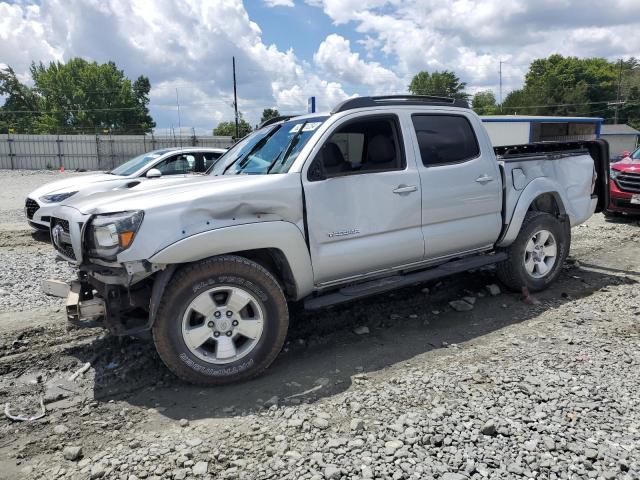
313,34,402,91
263,0,295,7
308,0,640,96
0,0,348,129
3,0,640,130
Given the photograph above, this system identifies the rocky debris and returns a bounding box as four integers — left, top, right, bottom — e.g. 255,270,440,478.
480,419,497,436
192,461,208,476
62,446,82,461
448,299,474,312
485,284,501,296
1,203,640,480
353,325,370,335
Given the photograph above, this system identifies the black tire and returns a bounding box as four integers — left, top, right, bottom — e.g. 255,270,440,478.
153,255,289,385
496,211,570,293
603,210,622,219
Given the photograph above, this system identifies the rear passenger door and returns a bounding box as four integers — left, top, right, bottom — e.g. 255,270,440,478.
303,114,424,285
410,113,502,260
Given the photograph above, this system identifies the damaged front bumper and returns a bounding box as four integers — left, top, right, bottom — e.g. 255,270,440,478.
42,279,106,328
43,266,154,336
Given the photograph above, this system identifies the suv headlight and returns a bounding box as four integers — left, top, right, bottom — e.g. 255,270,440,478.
40,191,78,203
88,211,144,260
609,167,621,180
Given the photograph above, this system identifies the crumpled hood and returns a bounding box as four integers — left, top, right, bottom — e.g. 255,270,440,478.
58,173,305,262
28,173,117,199
63,175,261,214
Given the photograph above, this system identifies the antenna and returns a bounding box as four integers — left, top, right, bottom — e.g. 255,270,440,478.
233,56,239,139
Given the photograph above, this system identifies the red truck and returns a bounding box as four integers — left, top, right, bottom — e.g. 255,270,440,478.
608,148,640,216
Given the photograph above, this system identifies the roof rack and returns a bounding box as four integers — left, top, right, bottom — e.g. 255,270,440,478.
258,115,297,129
331,95,469,114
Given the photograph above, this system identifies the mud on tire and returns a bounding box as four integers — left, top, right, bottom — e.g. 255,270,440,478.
496,211,570,293
153,255,289,386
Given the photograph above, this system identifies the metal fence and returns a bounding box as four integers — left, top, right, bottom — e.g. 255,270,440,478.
0,133,234,171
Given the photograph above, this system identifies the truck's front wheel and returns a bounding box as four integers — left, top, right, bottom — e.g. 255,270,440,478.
496,211,570,292
153,255,289,385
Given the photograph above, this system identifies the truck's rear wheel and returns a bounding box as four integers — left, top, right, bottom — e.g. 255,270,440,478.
496,211,570,292
153,255,289,385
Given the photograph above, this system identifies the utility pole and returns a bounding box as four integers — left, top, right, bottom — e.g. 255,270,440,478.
614,58,623,124
232,56,239,139
499,60,503,113
176,88,183,149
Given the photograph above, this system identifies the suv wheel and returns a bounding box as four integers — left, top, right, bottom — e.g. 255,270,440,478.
496,211,570,292
153,255,289,385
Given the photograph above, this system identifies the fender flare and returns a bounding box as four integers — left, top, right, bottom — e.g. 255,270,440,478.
149,221,314,299
496,177,571,248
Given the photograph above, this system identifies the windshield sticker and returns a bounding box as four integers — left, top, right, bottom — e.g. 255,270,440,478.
302,122,322,132
289,124,303,133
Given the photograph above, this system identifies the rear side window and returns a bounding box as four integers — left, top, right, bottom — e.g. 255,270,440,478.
412,115,479,166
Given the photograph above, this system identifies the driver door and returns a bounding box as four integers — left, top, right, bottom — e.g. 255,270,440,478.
302,113,424,285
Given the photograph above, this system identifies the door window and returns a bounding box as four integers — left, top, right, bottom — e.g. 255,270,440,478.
412,115,479,166
154,154,196,175
311,116,404,179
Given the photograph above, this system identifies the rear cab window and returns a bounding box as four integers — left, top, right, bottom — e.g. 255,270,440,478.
411,114,480,166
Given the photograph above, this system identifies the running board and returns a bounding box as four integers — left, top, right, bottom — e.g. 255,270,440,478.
303,252,507,310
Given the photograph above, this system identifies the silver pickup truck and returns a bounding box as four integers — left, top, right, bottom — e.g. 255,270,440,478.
47,96,609,385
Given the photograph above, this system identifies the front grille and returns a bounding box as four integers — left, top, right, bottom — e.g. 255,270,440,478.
51,217,76,260
25,198,39,219
612,198,640,210
616,171,640,193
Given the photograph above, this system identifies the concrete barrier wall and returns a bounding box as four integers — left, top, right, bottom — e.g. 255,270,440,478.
0,134,234,170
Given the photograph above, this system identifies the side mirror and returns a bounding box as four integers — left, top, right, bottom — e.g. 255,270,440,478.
307,158,327,182
146,168,162,179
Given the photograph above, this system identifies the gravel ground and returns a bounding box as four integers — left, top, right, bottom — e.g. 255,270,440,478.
0,171,639,480
0,169,92,232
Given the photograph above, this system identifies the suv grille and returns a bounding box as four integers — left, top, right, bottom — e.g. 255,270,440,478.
25,198,39,219
51,217,76,260
616,171,640,194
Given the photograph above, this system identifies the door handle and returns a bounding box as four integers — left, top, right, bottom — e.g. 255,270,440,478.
475,174,494,184
393,185,418,194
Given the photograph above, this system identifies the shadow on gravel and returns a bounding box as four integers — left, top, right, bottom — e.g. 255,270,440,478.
69,260,635,422
30,229,50,243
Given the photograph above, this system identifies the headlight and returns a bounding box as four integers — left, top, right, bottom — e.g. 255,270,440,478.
40,191,78,203
609,167,621,180
88,211,144,260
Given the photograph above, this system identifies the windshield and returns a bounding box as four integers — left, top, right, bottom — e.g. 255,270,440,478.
632,148,640,160
211,116,327,175
110,149,173,176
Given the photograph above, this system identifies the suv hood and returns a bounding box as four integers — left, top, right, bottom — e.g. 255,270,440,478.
613,157,640,173
29,173,119,198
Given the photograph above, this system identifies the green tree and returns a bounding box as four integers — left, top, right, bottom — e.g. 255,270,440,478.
0,58,155,134
500,54,636,120
213,118,252,138
0,66,41,133
260,108,280,124
472,90,498,115
408,70,468,100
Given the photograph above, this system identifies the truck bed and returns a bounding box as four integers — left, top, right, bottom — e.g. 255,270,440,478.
495,139,610,214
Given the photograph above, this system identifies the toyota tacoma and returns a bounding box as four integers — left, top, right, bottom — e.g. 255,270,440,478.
46,96,609,385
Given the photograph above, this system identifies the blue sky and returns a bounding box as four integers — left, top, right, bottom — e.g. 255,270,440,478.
2,0,640,133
